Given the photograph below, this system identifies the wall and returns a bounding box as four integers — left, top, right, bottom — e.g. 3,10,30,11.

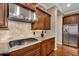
57,14,63,44
0,20,42,43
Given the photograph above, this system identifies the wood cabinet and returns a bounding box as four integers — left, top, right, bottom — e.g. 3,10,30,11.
32,7,51,30
0,3,8,28
10,43,41,56
63,14,79,24
41,37,55,56
15,3,51,30
44,14,51,30
40,40,47,56
24,3,36,11
10,37,55,56
15,3,36,11
46,38,55,54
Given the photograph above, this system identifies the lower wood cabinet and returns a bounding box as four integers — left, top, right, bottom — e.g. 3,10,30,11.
10,37,55,56
22,47,40,56
41,37,55,56
40,40,47,56
10,43,41,56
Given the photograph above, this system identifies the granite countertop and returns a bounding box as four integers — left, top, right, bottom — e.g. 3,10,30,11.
3,36,55,53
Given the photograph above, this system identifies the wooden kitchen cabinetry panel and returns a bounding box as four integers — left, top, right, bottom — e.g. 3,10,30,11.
41,37,55,56
0,3,8,28
46,38,55,54
40,40,47,56
32,7,51,30
63,14,79,24
23,47,40,56
44,14,51,30
24,3,36,11
32,7,45,29
10,43,41,56
10,37,55,56
15,3,36,11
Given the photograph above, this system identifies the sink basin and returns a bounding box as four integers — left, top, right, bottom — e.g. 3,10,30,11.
9,38,38,48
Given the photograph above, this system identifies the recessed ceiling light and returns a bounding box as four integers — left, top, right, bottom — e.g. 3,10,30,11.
66,4,71,7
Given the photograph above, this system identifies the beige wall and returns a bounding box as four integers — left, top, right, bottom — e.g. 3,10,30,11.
57,14,63,44
0,20,43,43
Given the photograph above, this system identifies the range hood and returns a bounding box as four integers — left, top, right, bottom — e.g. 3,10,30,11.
9,4,37,23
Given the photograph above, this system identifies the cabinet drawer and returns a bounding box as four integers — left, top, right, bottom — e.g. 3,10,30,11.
23,48,40,56
10,43,40,56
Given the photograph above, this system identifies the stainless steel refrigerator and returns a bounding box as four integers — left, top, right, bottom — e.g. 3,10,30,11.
63,24,78,47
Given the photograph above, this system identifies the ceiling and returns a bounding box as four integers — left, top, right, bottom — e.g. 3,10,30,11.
40,3,79,13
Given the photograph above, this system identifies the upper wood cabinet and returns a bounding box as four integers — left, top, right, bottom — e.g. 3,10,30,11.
15,3,36,11
31,7,51,30
0,3,8,29
44,14,51,30
24,3,36,11
63,14,79,24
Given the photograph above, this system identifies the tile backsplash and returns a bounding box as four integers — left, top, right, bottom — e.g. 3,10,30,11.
0,20,42,42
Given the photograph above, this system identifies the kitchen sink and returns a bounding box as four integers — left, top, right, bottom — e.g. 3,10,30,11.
9,38,38,48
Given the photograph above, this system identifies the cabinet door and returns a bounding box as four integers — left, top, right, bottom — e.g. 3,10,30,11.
10,43,41,56
44,14,50,30
41,41,47,56
0,3,8,28
32,8,45,30
46,39,52,54
46,38,55,55
31,7,51,30
23,48,40,56
52,38,55,50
